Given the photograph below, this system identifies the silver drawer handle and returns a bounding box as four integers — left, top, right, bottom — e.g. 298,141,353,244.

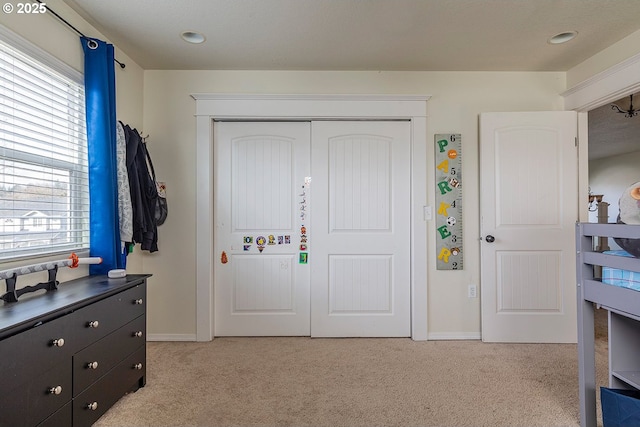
134,298,144,305
87,401,98,411
87,361,99,369
134,331,143,338
52,338,65,347
88,320,100,328
133,363,143,370
48,385,63,395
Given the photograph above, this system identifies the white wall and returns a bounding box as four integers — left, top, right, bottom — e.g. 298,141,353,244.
0,0,145,284
142,70,566,338
589,150,640,228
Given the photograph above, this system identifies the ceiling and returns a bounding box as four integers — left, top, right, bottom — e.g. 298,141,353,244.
589,93,640,161
62,0,640,72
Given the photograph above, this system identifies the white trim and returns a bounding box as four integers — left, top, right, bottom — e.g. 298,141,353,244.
147,334,197,342
410,116,428,341
427,332,482,340
195,116,214,342
577,112,589,223
192,93,429,102
193,94,430,341
562,52,640,112
192,94,428,119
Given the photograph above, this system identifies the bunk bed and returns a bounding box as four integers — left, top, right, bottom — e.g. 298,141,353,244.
577,222,640,427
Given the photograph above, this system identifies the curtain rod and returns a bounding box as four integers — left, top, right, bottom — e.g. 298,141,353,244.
35,0,126,69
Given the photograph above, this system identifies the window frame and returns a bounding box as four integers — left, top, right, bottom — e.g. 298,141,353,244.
0,25,89,263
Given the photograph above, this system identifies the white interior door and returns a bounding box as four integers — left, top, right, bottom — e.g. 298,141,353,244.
310,121,411,337
214,122,311,336
480,111,578,343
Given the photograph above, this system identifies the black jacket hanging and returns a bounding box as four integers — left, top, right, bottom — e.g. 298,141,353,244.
123,123,158,252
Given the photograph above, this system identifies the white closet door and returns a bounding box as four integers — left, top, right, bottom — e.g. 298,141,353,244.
214,122,311,336
310,121,411,337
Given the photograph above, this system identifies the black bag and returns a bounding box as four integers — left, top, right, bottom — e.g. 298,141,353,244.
155,181,168,226
142,141,167,226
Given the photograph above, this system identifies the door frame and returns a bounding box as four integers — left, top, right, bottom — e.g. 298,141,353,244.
562,52,640,222
192,94,430,341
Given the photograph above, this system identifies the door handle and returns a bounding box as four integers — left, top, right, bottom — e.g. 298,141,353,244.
485,235,495,243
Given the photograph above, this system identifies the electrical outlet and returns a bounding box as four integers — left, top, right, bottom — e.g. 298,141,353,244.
468,284,477,298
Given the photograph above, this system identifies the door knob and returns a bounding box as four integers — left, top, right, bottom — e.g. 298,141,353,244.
485,235,495,243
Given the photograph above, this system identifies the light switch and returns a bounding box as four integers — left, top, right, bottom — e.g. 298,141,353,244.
424,206,432,221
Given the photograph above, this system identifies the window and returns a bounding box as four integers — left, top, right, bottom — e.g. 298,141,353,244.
0,33,89,261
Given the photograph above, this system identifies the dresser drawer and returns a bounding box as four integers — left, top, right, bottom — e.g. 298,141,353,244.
37,402,72,427
0,361,72,427
0,315,74,393
73,314,146,393
73,346,146,427
69,283,146,351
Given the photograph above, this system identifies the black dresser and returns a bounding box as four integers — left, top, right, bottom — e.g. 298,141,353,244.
0,274,150,427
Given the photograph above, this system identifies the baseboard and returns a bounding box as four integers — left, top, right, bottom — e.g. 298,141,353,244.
149,332,483,341
147,333,197,341
427,332,481,340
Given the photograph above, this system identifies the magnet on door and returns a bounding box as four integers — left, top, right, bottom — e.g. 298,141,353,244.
221,251,228,264
256,236,266,253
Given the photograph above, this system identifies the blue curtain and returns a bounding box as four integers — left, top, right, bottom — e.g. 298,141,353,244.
82,37,125,274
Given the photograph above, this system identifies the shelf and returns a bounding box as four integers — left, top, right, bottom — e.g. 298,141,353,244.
612,371,640,389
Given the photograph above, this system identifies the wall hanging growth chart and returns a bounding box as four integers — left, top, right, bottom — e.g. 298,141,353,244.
435,133,463,270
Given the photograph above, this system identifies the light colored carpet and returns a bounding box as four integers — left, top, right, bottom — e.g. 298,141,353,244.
94,310,609,427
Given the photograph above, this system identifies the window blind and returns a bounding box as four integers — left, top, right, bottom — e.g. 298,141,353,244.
0,37,89,261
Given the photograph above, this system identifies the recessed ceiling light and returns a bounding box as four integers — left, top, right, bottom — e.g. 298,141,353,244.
180,31,206,44
548,31,578,45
